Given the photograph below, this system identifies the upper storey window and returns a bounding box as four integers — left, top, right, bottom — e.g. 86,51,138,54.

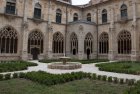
121,4,128,19
56,9,62,23
6,0,16,14
34,3,42,19
102,9,107,23
87,13,91,22
73,13,78,21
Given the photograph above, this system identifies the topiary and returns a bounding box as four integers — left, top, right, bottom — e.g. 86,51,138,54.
4,73,11,80
108,76,113,82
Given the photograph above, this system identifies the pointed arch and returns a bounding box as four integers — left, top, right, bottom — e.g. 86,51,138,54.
53,32,64,53
99,32,109,54
0,26,18,54
28,30,44,54
84,33,93,54
70,32,78,55
118,30,131,54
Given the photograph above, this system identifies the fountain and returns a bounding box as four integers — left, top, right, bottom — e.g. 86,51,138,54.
47,57,82,70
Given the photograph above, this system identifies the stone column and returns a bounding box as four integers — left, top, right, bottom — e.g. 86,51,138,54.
47,0,53,59
21,0,28,60
131,0,139,61
108,6,116,61
78,34,85,60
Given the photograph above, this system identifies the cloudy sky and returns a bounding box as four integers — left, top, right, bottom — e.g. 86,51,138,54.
72,0,91,5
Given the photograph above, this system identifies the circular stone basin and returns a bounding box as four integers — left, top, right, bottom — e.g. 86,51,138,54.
48,62,82,70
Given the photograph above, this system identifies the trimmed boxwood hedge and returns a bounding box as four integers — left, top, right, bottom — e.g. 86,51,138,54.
0,61,37,73
96,61,140,75
39,59,109,64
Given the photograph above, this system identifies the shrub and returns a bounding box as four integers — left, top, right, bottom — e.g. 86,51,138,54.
127,79,135,86
113,77,118,84
120,78,124,84
102,75,107,81
0,74,3,80
13,73,18,78
4,73,11,80
19,72,25,78
92,73,97,80
108,76,113,82
97,75,101,80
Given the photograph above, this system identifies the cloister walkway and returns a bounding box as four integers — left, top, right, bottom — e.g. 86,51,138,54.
0,60,140,80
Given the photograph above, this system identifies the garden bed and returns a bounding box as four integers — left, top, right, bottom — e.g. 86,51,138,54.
96,61,140,75
39,59,109,64
0,61,37,73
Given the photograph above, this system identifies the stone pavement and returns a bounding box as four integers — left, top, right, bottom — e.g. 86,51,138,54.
0,60,140,80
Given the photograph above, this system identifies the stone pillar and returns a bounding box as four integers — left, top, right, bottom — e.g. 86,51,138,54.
131,0,139,61
78,34,84,60
21,0,28,60
108,7,116,61
47,0,53,59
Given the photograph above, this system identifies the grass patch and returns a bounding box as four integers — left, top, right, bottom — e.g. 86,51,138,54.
39,59,109,64
96,61,140,75
0,61,37,73
0,78,129,94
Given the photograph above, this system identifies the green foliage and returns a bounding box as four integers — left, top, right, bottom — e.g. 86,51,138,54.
97,75,101,80
4,73,11,80
0,74,3,80
120,78,124,84
0,61,37,73
124,80,140,94
19,72,26,78
39,59,109,64
113,77,118,84
96,61,140,75
108,76,113,82
102,75,107,81
13,73,18,78
92,73,97,80
24,71,89,86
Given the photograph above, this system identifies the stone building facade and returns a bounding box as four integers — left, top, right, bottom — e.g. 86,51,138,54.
0,0,140,61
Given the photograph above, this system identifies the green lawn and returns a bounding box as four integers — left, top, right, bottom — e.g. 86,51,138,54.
0,79,129,94
0,61,37,73
39,59,109,64
96,61,140,75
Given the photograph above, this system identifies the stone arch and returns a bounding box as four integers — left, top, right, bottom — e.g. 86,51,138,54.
52,32,64,53
99,32,109,54
0,26,18,54
28,30,44,54
84,33,93,59
118,30,131,54
70,32,78,55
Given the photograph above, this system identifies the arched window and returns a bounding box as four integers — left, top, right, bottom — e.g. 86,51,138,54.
70,33,78,55
102,9,107,23
56,9,62,23
118,31,131,54
53,32,64,53
87,13,91,22
121,4,128,18
6,0,16,14
28,30,44,53
0,26,18,54
84,33,93,54
99,32,109,54
34,3,42,19
73,13,78,21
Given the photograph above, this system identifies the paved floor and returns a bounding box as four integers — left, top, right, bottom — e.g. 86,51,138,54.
0,60,140,80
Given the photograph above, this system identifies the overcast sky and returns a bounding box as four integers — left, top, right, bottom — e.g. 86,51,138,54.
72,0,91,5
